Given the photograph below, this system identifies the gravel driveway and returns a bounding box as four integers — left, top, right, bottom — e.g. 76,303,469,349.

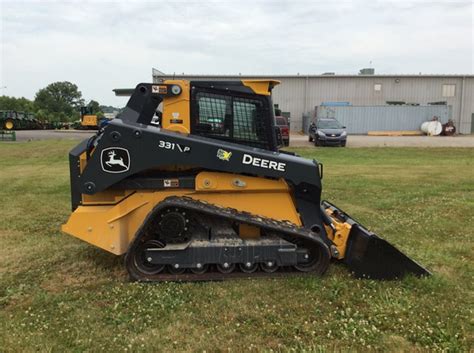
6,130,474,147
290,133,474,147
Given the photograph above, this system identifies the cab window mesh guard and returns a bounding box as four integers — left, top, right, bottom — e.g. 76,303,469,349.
192,91,270,150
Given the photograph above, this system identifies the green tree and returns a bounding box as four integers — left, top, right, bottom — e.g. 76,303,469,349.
35,109,54,123
87,100,101,114
0,96,35,112
34,82,84,121
87,99,106,119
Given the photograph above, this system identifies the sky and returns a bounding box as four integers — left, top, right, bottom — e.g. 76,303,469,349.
0,0,473,106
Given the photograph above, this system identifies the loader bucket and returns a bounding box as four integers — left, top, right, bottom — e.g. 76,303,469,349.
322,201,430,280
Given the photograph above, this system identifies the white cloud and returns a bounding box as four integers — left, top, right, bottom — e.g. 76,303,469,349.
0,0,472,105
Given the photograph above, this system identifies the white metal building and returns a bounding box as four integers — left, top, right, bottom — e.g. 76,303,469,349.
152,69,474,134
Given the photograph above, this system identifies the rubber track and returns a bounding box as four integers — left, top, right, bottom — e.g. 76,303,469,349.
125,196,331,282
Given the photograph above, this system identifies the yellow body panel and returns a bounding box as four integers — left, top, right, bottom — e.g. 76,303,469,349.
242,80,280,96
161,80,191,133
62,172,302,255
82,115,98,126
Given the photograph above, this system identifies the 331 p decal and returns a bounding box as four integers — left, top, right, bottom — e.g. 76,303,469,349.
158,140,191,153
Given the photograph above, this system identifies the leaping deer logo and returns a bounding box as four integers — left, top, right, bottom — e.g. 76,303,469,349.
101,148,130,173
105,150,127,169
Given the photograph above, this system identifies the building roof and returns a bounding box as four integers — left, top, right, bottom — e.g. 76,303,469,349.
152,68,474,79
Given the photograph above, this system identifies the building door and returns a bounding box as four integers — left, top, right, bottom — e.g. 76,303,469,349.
471,113,474,134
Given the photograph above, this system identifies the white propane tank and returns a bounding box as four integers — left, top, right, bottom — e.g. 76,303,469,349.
421,121,442,136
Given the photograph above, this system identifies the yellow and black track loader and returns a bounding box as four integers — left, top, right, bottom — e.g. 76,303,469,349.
79,106,100,129
62,80,430,281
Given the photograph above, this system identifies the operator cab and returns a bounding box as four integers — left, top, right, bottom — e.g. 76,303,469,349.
115,80,284,151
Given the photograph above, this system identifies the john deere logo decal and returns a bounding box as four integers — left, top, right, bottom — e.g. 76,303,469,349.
101,147,130,173
217,149,232,161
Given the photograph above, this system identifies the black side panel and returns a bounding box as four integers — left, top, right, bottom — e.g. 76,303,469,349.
69,139,89,210
79,119,322,195
293,182,327,233
123,84,161,125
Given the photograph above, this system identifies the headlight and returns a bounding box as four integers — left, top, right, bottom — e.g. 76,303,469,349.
341,131,347,136
317,130,325,136
171,85,182,95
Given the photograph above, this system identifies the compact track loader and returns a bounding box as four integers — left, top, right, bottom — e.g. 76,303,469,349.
62,80,429,281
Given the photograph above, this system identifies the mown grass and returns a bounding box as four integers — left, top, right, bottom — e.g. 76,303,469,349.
0,140,473,352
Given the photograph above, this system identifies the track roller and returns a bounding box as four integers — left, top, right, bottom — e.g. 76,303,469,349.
239,262,258,273
217,262,235,274
191,264,209,274
260,261,278,273
168,264,186,274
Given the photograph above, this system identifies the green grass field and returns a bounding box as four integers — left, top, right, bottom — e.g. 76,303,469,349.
1,141,473,352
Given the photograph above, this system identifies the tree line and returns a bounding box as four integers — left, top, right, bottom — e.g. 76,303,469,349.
0,81,112,123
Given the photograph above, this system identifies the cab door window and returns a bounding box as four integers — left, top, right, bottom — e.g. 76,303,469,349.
193,90,270,149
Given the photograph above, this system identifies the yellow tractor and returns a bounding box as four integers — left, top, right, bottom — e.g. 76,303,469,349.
79,106,100,129
62,80,429,281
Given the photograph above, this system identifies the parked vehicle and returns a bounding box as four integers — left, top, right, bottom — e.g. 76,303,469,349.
78,106,100,129
275,116,290,146
0,110,43,130
309,118,347,147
